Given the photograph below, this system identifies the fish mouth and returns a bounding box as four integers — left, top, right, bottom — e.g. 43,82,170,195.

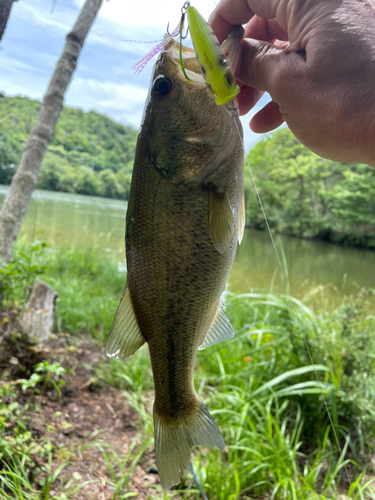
165,41,206,86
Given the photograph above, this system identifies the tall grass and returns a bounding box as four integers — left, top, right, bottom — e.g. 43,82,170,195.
43,246,125,340
189,291,375,499
3,240,375,498
2,237,126,339
97,289,375,499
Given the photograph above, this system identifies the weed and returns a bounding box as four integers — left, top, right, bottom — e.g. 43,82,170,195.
3,241,375,498
18,361,67,399
0,239,47,308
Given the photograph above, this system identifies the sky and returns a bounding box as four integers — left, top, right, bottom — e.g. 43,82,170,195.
0,0,273,150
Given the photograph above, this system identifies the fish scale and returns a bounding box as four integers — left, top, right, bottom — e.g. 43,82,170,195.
106,35,245,490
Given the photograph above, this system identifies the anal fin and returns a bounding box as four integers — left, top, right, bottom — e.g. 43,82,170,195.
198,300,234,350
106,287,145,359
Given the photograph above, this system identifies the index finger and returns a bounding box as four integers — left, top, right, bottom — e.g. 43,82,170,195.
209,0,281,42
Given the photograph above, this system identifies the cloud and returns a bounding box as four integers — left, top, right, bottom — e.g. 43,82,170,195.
66,77,148,127
10,0,74,35
0,53,53,98
74,0,215,30
0,0,276,152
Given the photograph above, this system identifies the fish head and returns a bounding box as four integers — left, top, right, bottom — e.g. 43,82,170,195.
140,40,242,186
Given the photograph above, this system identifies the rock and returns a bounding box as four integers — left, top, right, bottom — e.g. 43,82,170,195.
20,279,58,342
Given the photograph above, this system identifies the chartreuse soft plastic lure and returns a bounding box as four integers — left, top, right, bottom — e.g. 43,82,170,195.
186,3,241,105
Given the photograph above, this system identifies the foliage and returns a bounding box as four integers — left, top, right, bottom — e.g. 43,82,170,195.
2,241,375,498
246,128,375,247
18,361,66,399
189,290,375,499
95,286,375,499
84,433,151,499
40,246,125,339
0,382,86,499
2,96,375,248
96,350,153,393
0,239,47,307
2,238,125,338
0,95,137,199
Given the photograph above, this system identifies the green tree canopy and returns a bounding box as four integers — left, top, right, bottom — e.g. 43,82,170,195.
0,95,138,199
245,128,375,248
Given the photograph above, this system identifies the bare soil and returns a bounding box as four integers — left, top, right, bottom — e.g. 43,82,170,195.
1,328,167,499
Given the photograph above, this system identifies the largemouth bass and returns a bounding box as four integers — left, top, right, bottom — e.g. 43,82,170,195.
106,30,245,490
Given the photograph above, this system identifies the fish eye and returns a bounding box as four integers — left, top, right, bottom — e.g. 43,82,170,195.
153,75,174,97
218,57,226,67
224,70,235,88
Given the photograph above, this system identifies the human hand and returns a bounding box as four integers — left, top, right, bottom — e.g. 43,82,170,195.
209,0,375,167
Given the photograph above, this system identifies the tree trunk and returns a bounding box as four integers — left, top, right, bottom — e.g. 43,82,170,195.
0,0,103,264
20,279,58,342
0,0,17,42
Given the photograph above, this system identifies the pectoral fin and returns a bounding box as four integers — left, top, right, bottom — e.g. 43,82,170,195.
238,192,245,244
208,189,235,254
106,287,146,359
198,300,234,350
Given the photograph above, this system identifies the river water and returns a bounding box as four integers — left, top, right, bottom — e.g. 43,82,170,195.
1,185,374,310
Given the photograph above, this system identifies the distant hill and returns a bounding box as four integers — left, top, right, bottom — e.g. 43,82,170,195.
0,95,138,199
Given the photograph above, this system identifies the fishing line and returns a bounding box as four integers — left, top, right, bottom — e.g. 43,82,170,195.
123,38,165,43
189,463,209,500
229,107,351,486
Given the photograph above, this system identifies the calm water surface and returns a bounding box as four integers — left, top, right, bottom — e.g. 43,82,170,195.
1,185,374,310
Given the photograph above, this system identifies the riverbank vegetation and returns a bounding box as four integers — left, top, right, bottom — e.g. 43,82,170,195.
1,95,375,248
245,129,375,248
0,95,137,199
1,239,375,499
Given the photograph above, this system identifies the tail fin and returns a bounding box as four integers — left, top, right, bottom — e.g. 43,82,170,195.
153,400,225,490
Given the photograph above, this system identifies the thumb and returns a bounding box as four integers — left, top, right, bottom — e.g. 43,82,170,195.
236,38,304,96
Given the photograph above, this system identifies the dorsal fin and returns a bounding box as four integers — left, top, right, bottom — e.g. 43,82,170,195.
208,189,235,254
198,300,234,350
106,287,146,359
238,192,245,244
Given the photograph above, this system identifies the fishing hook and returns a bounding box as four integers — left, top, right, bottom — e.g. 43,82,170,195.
180,0,190,39
178,6,192,81
166,1,190,38
181,24,190,39
166,16,189,39
166,21,175,37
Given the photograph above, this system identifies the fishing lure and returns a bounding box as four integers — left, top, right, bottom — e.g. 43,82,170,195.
132,2,241,106
132,3,189,75
186,2,241,105
132,24,180,75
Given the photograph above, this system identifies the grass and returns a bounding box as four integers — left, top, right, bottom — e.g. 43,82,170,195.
1,239,375,498
1,237,125,339
0,378,90,500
